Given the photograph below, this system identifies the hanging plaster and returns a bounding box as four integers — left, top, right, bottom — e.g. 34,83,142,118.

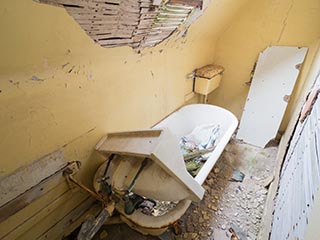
236,46,308,148
36,0,203,50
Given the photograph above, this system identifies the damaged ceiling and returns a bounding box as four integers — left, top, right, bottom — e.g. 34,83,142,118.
36,0,204,50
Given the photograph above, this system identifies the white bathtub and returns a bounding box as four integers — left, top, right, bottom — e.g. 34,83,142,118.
94,104,238,235
153,104,238,185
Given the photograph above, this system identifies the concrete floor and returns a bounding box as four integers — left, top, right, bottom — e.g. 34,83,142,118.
70,139,278,240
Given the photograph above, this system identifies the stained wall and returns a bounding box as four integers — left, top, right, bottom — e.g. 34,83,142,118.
208,0,320,132
0,1,249,237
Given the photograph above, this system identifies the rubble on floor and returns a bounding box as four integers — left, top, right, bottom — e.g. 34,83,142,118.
141,200,178,217
173,139,278,240
71,139,277,240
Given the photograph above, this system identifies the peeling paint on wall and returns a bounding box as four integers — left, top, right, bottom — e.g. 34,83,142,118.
30,75,44,81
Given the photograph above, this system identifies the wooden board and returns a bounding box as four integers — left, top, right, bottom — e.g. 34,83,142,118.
38,198,99,240
5,192,88,240
0,150,66,207
0,180,70,239
0,151,92,240
0,161,78,223
236,46,308,147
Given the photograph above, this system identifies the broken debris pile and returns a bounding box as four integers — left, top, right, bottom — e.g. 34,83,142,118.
180,124,220,176
173,140,278,240
140,200,178,217
140,124,220,217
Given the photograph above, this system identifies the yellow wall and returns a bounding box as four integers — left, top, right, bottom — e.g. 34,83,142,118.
1,0,319,237
0,0,250,182
0,1,251,236
208,0,320,132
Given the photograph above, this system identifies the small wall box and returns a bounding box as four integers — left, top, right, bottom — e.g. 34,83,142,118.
194,74,222,95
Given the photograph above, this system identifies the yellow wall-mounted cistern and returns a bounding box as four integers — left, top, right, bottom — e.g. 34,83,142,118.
194,64,224,103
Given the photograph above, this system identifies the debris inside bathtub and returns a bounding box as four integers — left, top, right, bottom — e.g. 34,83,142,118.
180,124,220,176
140,199,179,217
139,125,222,216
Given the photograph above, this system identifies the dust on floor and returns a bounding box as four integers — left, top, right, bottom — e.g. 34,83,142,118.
174,139,278,240
89,139,278,240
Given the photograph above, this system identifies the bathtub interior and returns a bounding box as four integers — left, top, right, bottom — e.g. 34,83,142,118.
153,104,238,184
154,104,237,144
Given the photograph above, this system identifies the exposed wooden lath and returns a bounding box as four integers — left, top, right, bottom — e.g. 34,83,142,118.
169,0,202,8
37,0,200,50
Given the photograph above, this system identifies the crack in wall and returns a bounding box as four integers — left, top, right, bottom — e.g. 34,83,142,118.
277,0,295,43
62,127,96,148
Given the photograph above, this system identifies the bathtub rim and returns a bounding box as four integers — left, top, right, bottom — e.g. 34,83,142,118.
152,104,239,185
